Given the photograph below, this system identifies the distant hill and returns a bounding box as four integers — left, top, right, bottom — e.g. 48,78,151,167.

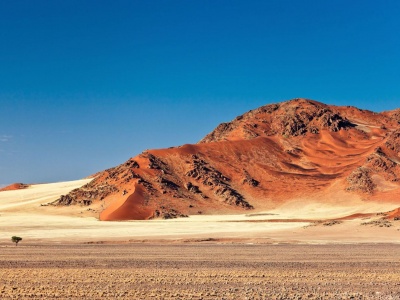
0,183,28,192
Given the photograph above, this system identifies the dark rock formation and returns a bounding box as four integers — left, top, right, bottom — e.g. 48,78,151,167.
152,208,188,219
242,170,259,187
186,156,252,209
346,167,376,193
56,183,118,206
185,182,201,193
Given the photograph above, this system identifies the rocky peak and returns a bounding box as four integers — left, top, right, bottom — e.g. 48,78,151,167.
200,98,354,143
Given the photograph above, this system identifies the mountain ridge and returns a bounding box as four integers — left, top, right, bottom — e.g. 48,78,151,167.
52,98,400,220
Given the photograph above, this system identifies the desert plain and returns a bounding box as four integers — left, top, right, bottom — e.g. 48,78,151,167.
2,243,400,299
1,179,400,299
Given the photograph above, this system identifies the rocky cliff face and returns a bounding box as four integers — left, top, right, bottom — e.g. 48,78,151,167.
53,98,400,220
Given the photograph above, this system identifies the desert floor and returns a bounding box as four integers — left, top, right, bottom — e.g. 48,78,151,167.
1,243,400,299
1,179,400,244
2,180,400,299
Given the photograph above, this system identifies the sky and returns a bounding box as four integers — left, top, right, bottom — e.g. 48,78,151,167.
0,0,399,186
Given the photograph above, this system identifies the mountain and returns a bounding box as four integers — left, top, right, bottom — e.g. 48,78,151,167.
53,98,400,220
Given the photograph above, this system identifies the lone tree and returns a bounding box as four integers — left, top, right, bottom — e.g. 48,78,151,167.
11,236,22,246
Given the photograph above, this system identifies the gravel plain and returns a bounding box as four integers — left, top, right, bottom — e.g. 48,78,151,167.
1,243,400,299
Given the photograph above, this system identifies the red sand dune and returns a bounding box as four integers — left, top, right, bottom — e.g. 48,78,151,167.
0,183,28,192
54,98,400,220
383,207,400,220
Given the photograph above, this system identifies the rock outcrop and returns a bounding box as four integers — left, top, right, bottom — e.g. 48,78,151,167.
200,99,355,142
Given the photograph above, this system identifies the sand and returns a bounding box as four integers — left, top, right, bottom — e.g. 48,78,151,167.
1,243,400,299
1,179,400,244
2,179,400,299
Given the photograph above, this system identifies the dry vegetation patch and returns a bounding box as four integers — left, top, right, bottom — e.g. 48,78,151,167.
361,218,393,227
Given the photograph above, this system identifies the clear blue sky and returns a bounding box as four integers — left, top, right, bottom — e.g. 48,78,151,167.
0,0,399,185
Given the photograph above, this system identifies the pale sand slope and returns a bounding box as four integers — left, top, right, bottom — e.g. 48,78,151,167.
0,179,92,211
1,179,400,244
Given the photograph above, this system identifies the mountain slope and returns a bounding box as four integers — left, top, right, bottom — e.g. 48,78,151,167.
53,99,400,220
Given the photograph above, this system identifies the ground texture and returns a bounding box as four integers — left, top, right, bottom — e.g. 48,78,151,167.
1,243,400,299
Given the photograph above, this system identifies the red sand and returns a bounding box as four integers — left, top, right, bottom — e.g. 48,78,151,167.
0,183,28,192
384,207,400,220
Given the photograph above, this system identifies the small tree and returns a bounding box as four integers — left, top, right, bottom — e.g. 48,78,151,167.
11,236,22,246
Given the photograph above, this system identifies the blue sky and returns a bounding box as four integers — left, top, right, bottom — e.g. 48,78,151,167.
0,0,399,185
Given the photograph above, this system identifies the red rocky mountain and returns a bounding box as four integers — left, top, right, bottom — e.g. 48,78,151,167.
54,98,400,220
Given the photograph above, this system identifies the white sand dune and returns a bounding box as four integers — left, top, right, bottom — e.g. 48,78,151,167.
1,179,400,244
0,179,92,210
